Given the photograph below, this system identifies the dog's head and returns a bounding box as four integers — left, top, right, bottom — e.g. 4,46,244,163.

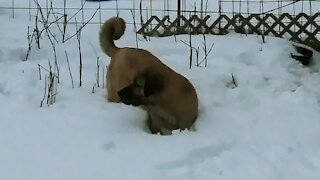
118,70,164,106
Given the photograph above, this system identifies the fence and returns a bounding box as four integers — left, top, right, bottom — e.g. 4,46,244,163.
137,0,320,51
2,0,320,51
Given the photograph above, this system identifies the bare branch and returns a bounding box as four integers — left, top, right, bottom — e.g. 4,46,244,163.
65,51,74,88
64,7,99,42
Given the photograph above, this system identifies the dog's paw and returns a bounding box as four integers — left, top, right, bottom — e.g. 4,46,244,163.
106,95,121,103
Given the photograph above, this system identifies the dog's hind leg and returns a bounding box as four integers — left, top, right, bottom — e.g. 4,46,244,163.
106,84,121,102
106,66,121,103
107,91,121,102
106,85,121,102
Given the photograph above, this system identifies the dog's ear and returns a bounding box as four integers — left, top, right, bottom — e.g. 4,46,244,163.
144,73,164,97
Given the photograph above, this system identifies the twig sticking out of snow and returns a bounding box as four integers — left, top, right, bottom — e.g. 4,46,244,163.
226,73,238,89
65,51,74,88
75,19,83,87
39,61,59,107
130,9,139,49
181,34,214,69
96,56,100,88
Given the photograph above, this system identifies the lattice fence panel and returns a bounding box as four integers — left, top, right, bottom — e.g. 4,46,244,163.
137,13,320,51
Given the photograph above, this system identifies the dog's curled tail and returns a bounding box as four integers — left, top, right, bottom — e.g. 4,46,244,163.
99,17,126,57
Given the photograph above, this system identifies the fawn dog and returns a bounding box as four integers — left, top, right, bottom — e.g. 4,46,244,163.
99,17,198,135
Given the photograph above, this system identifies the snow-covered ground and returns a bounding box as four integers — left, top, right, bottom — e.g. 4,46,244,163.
1,0,320,180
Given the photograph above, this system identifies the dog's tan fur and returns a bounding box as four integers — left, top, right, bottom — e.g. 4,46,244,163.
99,17,198,135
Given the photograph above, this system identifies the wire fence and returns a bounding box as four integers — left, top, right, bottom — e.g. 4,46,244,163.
1,0,320,50
2,0,319,25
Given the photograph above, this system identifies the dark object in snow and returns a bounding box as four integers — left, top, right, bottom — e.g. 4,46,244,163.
291,44,313,66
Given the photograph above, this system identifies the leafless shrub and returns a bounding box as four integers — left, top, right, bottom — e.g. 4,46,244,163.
96,56,100,88
199,34,214,67
181,33,214,68
25,0,98,61
40,74,48,107
39,61,59,107
63,8,99,42
102,66,106,89
181,34,196,69
139,0,147,41
131,9,139,48
75,19,83,87
65,51,74,88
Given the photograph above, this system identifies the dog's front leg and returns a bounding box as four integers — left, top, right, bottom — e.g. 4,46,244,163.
147,114,160,134
148,112,172,135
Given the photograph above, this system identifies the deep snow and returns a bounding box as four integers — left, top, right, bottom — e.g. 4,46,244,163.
0,0,320,180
